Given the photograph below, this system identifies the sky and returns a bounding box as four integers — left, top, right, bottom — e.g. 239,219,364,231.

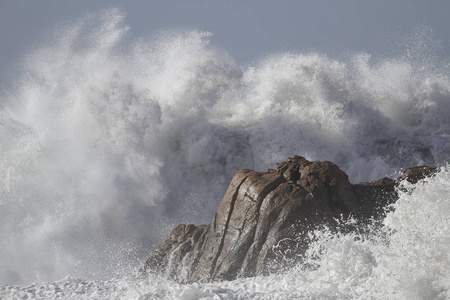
1,0,450,78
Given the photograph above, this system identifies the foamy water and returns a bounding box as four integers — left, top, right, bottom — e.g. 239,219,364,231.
1,8,450,299
2,171,450,299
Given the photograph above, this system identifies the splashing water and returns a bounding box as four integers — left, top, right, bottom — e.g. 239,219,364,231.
2,170,450,299
1,8,450,299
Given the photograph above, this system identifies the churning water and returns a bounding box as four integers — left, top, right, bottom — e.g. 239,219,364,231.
1,8,450,299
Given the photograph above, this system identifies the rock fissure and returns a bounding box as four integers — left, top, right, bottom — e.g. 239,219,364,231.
209,174,248,277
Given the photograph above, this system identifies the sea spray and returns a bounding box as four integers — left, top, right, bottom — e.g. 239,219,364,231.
1,8,450,291
278,167,450,299
5,167,449,300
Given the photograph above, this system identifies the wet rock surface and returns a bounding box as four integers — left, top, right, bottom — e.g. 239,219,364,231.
141,156,436,283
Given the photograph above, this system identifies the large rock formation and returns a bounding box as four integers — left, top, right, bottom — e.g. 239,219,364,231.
141,156,435,283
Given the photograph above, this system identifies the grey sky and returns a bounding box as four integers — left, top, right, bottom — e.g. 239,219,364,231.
1,0,450,78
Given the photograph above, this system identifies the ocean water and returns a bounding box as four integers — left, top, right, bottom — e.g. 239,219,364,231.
1,8,450,299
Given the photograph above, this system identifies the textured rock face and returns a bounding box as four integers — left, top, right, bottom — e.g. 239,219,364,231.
142,156,436,283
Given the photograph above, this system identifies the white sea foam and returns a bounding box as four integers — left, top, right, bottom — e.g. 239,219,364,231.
1,8,450,299
2,170,450,299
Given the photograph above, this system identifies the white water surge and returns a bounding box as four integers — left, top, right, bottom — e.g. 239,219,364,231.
1,8,450,299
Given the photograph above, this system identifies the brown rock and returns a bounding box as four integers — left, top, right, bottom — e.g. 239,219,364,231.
397,166,437,184
141,156,436,282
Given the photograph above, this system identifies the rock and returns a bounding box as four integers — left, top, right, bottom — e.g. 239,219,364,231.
397,166,437,184
141,156,436,283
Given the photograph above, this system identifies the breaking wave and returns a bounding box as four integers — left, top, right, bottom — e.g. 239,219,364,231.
1,8,450,299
